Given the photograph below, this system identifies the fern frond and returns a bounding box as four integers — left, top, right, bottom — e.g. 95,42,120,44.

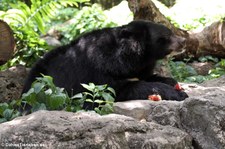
5,0,89,33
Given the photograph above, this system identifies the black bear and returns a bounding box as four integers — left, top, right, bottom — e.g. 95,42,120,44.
22,20,188,108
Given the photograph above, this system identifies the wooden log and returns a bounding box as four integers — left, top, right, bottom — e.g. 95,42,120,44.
0,20,15,65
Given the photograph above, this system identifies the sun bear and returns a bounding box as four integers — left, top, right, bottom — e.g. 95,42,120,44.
22,20,188,109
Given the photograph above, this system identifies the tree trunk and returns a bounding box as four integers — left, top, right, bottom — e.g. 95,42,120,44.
90,0,122,9
0,20,15,65
127,0,225,59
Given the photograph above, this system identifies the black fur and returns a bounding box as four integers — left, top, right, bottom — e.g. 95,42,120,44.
22,20,188,108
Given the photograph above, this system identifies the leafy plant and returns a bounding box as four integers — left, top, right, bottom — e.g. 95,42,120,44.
3,0,88,34
0,0,88,68
73,83,116,115
169,61,197,82
0,100,21,123
0,0,17,11
21,75,70,112
208,59,225,78
53,4,117,44
20,75,115,115
169,56,225,83
198,55,219,63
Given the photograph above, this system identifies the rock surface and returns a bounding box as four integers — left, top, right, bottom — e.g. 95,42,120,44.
0,65,28,102
114,76,225,148
0,111,192,149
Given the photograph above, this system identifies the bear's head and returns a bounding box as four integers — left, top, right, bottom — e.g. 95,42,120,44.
120,20,186,60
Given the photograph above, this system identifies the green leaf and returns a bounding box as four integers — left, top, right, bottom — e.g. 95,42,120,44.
39,75,54,87
22,90,37,106
49,94,66,110
9,100,21,108
32,103,47,112
107,87,116,96
99,103,114,115
94,107,101,114
81,83,95,92
95,84,107,91
45,88,53,95
83,92,94,97
0,103,9,115
102,92,115,102
22,88,34,97
33,12,45,33
94,100,104,104
33,82,45,93
85,99,93,103
3,109,13,121
11,111,21,119
0,118,7,123
71,93,83,99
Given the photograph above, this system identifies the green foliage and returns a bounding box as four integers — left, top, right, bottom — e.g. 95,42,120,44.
169,61,198,82
73,83,115,115
0,100,21,123
10,29,49,67
0,0,17,11
20,75,115,117
53,4,117,44
170,56,225,83
0,75,116,123
0,0,88,68
21,75,115,114
21,75,70,111
180,16,209,30
2,0,88,34
198,55,219,63
208,59,225,78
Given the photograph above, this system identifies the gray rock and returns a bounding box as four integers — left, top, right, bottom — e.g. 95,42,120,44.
0,65,28,102
181,97,225,149
114,100,183,128
0,110,192,149
201,75,225,87
42,36,61,47
114,75,225,148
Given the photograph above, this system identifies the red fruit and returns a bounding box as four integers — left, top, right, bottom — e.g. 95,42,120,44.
148,94,162,101
174,83,184,91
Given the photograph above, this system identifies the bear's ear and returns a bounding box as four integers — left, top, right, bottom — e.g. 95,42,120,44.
119,27,145,39
119,27,134,38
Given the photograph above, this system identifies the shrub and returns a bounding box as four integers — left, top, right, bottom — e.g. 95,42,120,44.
53,4,117,45
0,75,116,123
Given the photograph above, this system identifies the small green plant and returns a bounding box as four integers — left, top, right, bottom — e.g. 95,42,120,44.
169,60,197,82
198,55,219,63
0,100,21,123
20,75,115,115
21,75,71,112
53,4,117,44
73,83,116,115
208,59,225,78
169,56,225,83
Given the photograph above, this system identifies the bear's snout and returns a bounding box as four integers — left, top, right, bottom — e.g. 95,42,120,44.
169,35,186,52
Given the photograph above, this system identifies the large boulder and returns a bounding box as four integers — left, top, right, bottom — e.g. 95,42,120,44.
0,111,192,149
181,97,225,149
114,76,225,148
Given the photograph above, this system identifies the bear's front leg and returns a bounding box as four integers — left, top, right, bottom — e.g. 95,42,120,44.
115,81,188,102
